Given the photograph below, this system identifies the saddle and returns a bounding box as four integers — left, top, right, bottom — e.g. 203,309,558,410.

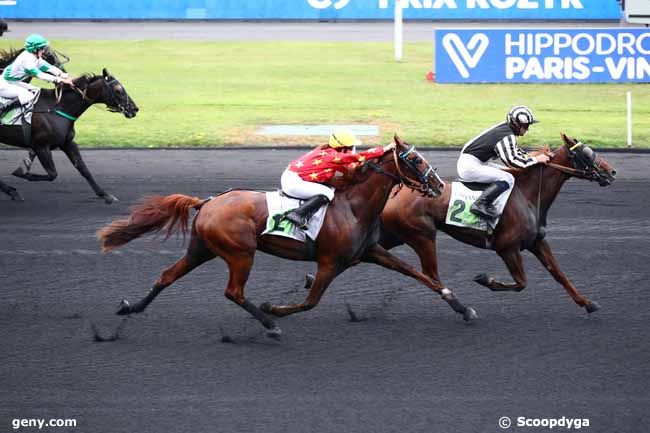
457,180,492,191
0,89,39,126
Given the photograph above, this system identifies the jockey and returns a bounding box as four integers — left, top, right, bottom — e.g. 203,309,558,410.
282,129,396,229
457,106,550,220
0,34,74,114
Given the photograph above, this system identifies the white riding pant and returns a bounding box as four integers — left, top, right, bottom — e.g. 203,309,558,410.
281,169,335,201
457,153,514,189
0,80,39,105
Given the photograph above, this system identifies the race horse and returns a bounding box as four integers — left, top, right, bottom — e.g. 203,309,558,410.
0,68,138,203
1,46,68,182
378,134,617,314
97,135,478,339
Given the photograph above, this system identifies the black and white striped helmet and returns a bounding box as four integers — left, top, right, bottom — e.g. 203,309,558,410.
507,106,538,129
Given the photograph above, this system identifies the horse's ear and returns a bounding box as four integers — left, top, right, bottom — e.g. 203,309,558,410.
560,133,571,147
102,68,110,79
393,134,402,145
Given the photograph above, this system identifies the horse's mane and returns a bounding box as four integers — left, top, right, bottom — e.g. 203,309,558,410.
327,150,392,191
73,74,102,88
0,47,22,68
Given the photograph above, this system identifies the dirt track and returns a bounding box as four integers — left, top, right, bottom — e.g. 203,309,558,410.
1,149,649,433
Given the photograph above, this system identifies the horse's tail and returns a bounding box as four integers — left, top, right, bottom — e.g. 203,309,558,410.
97,194,204,252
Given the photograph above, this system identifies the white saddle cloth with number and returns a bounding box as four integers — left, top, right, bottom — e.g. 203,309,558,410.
445,182,513,231
262,191,329,242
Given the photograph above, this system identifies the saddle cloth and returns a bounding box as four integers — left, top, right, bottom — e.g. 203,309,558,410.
262,191,329,242
0,90,39,126
445,181,513,232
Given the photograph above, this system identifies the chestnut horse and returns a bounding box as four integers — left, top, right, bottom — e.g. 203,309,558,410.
379,134,616,314
97,135,478,339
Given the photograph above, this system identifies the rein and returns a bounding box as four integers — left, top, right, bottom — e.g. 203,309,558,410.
367,161,401,183
48,82,91,121
547,162,589,178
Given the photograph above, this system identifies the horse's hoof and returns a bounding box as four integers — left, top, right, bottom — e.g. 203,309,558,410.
9,189,24,201
463,307,478,321
102,194,119,204
11,167,25,177
266,326,282,340
473,273,492,286
259,302,273,314
304,273,315,289
585,301,601,314
116,299,132,315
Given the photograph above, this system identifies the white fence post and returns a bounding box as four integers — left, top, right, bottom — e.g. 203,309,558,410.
394,0,403,62
627,91,632,148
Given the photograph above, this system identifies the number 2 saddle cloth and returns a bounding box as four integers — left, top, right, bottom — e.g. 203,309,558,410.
445,181,514,232
262,190,329,243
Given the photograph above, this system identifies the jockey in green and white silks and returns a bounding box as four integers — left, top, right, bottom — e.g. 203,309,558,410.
0,34,73,114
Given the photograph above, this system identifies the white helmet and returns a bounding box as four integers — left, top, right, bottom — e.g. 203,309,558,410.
507,106,538,129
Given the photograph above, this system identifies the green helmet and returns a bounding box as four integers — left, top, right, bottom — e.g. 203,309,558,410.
24,34,49,53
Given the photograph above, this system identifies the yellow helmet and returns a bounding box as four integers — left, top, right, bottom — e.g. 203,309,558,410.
329,129,361,149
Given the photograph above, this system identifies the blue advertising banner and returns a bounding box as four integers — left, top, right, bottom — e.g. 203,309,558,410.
435,28,650,83
0,0,621,20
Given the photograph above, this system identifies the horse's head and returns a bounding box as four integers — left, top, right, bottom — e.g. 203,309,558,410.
42,46,69,73
391,134,445,197
0,47,68,72
557,133,616,187
78,68,139,118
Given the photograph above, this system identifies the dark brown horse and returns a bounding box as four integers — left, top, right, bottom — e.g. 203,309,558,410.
0,69,138,202
97,135,478,339
378,134,616,314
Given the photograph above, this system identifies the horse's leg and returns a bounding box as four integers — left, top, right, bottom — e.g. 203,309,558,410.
474,247,527,291
222,252,282,338
260,261,338,318
405,232,441,283
11,150,36,176
11,145,58,182
60,139,118,204
0,179,23,201
361,244,477,321
529,239,599,313
117,235,215,315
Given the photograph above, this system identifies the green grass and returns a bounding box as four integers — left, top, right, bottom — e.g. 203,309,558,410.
2,39,649,148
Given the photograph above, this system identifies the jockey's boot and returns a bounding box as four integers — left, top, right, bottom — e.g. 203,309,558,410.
285,194,330,229
470,181,509,220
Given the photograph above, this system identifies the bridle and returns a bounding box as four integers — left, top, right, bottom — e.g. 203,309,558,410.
54,76,129,115
533,140,611,229
103,77,130,114
545,142,607,183
368,144,442,197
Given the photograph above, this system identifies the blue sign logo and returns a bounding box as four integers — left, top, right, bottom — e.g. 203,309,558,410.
436,29,650,83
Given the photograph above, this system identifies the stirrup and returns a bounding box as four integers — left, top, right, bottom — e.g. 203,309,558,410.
285,211,308,229
470,203,497,219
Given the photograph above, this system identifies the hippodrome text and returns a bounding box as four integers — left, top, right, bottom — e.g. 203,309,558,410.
505,32,650,80
435,28,650,83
